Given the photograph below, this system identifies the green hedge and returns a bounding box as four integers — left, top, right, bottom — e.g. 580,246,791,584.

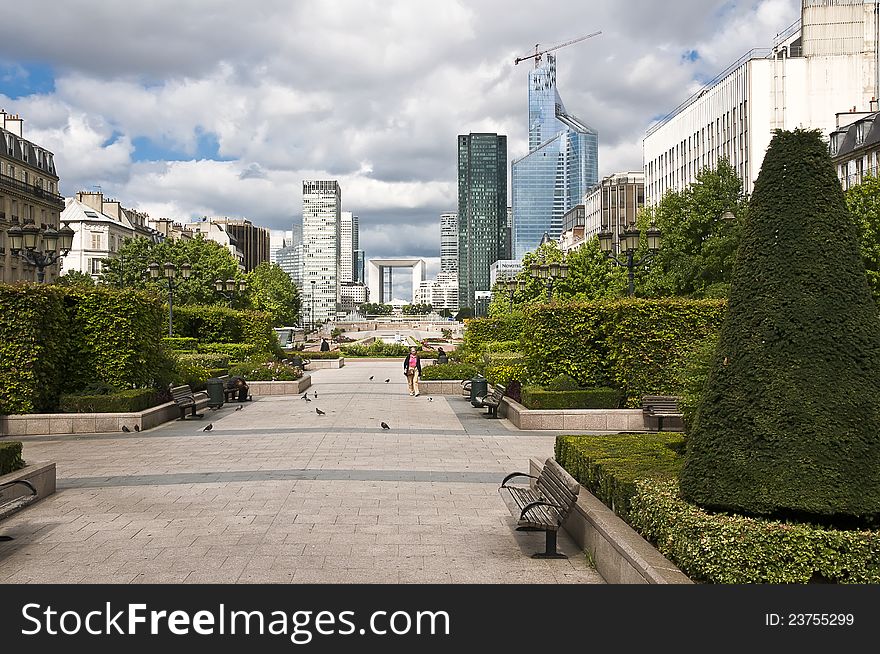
173,305,276,352
197,342,264,360
630,479,880,583
485,352,529,386
297,351,343,359
523,299,726,407
59,389,161,413
420,363,478,380
0,441,24,475
162,337,198,351
340,343,435,358
175,352,230,369
462,314,525,349
555,433,684,523
520,387,621,409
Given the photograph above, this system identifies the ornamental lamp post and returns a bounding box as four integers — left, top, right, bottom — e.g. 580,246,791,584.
6,220,74,283
214,277,247,307
501,277,526,307
529,261,568,302
598,222,662,297
149,261,191,336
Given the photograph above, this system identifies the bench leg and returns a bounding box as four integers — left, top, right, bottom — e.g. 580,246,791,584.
532,529,567,559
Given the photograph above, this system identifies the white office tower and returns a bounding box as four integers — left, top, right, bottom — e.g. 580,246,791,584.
340,211,359,283
302,180,341,323
440,212,458,272
270,230,294,264
644,0,880,203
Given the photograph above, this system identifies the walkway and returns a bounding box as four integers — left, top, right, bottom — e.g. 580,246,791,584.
0,360,603,584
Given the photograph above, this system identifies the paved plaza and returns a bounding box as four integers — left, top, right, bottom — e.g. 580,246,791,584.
0,360,603,584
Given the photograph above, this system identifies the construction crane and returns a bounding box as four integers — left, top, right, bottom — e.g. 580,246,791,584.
514,31,602,67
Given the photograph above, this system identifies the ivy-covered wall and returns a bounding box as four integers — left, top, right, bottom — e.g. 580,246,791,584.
173,305,276,352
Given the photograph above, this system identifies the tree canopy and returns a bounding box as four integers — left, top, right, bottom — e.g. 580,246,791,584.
843,173,880,302
246,261,300,326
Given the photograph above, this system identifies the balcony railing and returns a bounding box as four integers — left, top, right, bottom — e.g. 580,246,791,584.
0,173,64,209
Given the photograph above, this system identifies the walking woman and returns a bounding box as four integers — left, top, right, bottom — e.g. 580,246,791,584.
403,346,422,396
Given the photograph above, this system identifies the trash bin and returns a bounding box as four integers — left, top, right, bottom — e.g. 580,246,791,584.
470,374,488,406
205,377,225,409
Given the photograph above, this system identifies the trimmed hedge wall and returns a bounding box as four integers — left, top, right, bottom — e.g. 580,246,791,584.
197,342,264,360
0,441,24,475
523,299,726,407
520,387,621,409
555,433,684,523
462,314,525,350
0,286,169,415
162,337,198,351
630,479,880,584
59,389,160,413
420,363,478,380
485,352,529,386
173,305,276,352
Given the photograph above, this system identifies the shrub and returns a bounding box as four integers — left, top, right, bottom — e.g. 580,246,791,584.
295,351,342,359
681,129,880,521
520,387,621,410
420,363,478,380
59,389,161,413
173,305,277,353
175,352,230,369
171,355,212,390
162,337,198,352
630,479,880,584
484,352,529,386
673,333,719,434
197,342,263,361
0,441,24,475
340,343,433,358
230,356,303,381
555,433,684,523
544,373,581,391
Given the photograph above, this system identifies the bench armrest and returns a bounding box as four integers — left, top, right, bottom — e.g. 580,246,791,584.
0,479,36,495
519,500,564,521
500,472,538,488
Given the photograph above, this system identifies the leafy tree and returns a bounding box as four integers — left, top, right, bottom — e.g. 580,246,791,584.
843,174,880,302
360,302,393,316
246,262,300,326
438,308,453,319
55,269,95,287
100,235,242,305
638,158,747,298
402,303,432,315
680,130,880,522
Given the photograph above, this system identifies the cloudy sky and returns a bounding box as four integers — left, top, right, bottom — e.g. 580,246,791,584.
1,0,800,273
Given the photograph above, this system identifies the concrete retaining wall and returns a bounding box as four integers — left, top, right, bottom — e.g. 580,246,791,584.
248,375,312,396
418,380,466,395
529,458,691,584
0,461,56,520
305,358,345,370
502,397,647,431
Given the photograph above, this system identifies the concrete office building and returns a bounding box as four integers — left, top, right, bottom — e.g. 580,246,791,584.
644,0,880,203
440,212,458,273
340,211,358,283
208,217,270,272
302,180,341,323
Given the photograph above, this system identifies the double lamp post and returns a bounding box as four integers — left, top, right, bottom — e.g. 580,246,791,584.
598,223,662,297
6,220,75,282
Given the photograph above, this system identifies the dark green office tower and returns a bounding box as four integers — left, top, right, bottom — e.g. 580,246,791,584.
457,133,507,315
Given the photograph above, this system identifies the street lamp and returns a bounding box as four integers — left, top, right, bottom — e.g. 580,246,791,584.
598,222,662,297
310,280,317,336
148,261,191,336
529,261,568,301
6,220,74,283
214,277,247,307
499,276,527,307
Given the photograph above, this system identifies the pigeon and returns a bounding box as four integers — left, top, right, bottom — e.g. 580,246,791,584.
380,422,390,430
369,376,374,380
428,397,433,402
203,423,213,432
234,405,243,411
301,393,309,400
314,391,318,398
134,424,140,431
121,425,130,432
316,408,325,415
384,379,390,383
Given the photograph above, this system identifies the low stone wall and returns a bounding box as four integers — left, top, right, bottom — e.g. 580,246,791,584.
0,461,56,520
248,374,312,396
418,380,466,395
501,397,646,431
529,458,691,584
306,358,345,370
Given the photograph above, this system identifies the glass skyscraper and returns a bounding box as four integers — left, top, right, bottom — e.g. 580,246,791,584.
457,133,507,313
511,54,598,260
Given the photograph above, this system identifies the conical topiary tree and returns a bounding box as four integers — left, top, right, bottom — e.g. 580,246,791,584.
679,129,880,522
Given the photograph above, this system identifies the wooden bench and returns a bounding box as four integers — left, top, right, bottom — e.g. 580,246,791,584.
642,395,683,432
169,384,208,420
499,458,580,558
473,384,506,418
460,379,472,397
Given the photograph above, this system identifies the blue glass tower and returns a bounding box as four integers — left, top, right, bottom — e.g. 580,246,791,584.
512,54,598,260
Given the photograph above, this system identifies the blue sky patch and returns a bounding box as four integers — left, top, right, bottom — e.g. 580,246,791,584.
682,50,700,63
132,128,232,162
0,61,55,98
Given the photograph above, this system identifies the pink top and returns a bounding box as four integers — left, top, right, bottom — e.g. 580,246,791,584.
408,354,419,368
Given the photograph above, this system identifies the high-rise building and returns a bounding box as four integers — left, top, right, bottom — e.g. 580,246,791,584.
302,180,341,323
511,54,598,259
207,217,270,272
457,133,507,312
275,243,302,288
440,212,458,272
354,249,365,284
0,110,65,284
270,230,293,264
339,211,358,283
644,1,880,203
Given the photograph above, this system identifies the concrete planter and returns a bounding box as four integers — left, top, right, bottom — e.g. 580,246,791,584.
248,374,312,396
529,458,691,584
306,358,345,369
418,380,467,395
0,461,56,520
501,397,646,432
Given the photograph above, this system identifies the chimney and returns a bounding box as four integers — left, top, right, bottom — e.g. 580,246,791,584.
871,97,879,112
4,113,23,137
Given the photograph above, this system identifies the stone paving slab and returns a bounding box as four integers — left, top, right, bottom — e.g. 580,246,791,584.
0,360,604,585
